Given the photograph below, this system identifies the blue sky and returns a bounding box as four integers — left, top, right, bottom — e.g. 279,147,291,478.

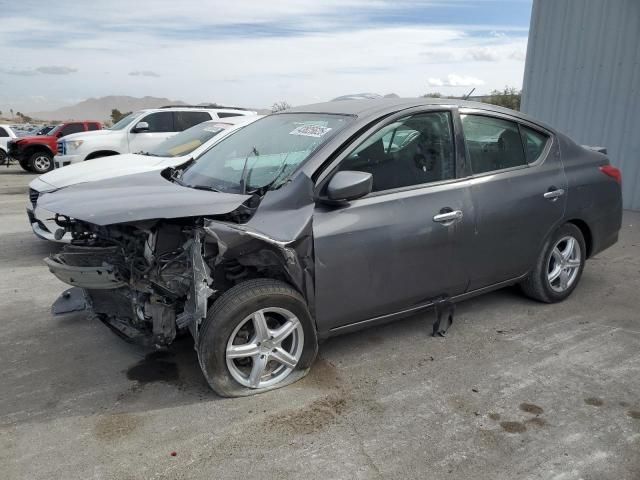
0,0,532,112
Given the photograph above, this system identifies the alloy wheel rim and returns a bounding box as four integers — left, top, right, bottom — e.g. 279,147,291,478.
34,155,51,171
547,235,582,293
226,307,304,389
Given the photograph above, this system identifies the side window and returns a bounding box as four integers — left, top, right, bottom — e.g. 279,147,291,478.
520,125,549,163
217,112,242,118
87,123,100,131
338,111,455,192
60,123,84,137
461,114,526,174
174,111,212,131
140,112,175,132
0,127,8,137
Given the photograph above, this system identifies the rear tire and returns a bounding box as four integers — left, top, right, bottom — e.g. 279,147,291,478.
29,151,53,174
197,278,318,397
0,149,7,166
520,223,586,303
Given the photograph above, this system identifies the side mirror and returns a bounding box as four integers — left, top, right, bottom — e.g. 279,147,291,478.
55,131,63,138
132,121,149,133
326,170,372,201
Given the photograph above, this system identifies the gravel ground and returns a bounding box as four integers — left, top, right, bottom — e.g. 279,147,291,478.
1,164,639,480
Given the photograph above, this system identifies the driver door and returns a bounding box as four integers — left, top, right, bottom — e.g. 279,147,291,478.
312,110,474,333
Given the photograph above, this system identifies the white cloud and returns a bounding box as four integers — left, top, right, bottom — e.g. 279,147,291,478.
35,66,77,75
129,70,160,77
428,74,485,87
0,1,529,111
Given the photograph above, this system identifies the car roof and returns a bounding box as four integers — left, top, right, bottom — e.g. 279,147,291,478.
285,97,555,132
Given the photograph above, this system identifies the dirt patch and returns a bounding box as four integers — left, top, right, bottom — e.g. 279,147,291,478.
488,412,501,421
95,413,144,441
500,421,526,434
263,395,347,435
519,403,544,415
627,410,640,420
298,356,341,390
525,417,547,428
126,351,179,384
584,397,604,407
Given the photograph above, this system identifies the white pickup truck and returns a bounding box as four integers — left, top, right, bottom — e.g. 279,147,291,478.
0,124,18,164
54,106,256,168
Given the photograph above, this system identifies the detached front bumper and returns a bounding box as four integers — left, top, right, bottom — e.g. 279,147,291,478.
54,154,82,168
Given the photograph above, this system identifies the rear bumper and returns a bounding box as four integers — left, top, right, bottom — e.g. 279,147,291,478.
54,154,82,168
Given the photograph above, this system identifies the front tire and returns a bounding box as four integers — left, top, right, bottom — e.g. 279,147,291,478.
0,149,7,166
197,279,318,397
29,151,53,174
520,223,586,303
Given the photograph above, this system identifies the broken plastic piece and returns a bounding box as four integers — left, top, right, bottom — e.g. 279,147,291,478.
432,297,454,337
51,287,90,315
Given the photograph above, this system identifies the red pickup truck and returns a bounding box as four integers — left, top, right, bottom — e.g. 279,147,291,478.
8,121,102,173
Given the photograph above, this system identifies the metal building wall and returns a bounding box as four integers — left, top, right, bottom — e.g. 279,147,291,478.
521,0,640,210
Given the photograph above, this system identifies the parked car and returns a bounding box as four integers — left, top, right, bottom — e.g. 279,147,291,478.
0,124,18,165
39,98,622,397
35,125,56,136
54,106,257,169
8,121,103,173
28,116,261,242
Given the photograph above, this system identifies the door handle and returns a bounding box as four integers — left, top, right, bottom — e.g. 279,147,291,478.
433,209,463,224
543,188,565,200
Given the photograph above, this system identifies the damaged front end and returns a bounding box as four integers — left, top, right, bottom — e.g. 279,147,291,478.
45,174,317,348
47,218,215,347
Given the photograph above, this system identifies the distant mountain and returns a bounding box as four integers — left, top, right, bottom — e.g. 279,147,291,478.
28,96,188,122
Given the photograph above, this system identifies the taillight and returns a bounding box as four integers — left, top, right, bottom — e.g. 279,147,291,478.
599,165,622,184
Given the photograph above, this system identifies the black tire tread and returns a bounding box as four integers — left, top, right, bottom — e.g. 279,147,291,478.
198,278,305,343
520,223,585,303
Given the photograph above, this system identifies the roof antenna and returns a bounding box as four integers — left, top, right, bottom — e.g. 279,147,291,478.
463,87,476,100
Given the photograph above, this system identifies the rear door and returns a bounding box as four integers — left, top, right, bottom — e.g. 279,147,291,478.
174,111,213,131
459,109,566,290
127,111,176,153
313,109,474,332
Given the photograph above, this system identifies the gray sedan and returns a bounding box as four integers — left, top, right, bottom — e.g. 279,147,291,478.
40,98,623,396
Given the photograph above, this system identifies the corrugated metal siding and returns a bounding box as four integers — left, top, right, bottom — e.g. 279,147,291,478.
522,0,640,210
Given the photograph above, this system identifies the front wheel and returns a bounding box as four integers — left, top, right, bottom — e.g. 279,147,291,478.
197,279,318,397
520,223,586,303
29,151,53,174
0,149,7,166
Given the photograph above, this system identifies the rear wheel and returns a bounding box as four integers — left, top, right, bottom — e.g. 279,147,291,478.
29,151,53,174
197,279,318,397
0,149,7,166
520,223,586,303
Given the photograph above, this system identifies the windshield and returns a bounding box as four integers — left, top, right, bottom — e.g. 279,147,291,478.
47,125,61,136
109,111,140,130
180,113,352,194
147,121,231,158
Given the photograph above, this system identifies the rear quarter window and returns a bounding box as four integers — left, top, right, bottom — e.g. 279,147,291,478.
520,125,550,163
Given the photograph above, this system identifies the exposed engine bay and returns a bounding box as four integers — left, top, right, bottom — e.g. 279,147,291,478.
44,173,317,348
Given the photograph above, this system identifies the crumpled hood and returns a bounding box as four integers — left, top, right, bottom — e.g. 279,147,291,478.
37,170,251,226
32,153,176,191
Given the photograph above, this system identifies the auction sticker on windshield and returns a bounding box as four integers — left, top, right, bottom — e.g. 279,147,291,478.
289,125,332,138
